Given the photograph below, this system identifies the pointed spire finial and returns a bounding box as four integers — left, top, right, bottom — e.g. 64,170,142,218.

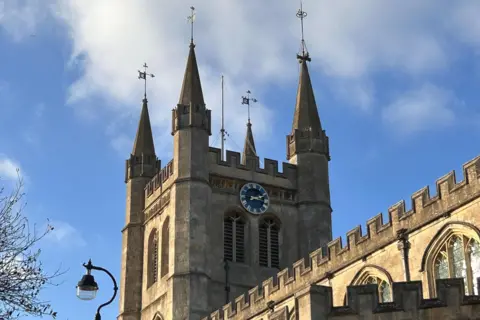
138,63,155,100
187,6,196,47
241,90,258,125
296,1,311,62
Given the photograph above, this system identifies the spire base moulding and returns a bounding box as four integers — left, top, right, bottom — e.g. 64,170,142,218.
286,128,330,161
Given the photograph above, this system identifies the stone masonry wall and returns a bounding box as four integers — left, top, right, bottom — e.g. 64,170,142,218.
204,155,480,318
204,278,480,319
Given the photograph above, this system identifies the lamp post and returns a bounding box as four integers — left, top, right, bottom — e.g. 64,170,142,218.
76,259,118,320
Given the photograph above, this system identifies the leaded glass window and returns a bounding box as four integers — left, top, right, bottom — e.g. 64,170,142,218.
433,235,480,295
364,276,392,302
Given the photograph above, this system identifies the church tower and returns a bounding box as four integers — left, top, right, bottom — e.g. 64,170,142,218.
168,38,213,318
119,6,334,319
286,5,332,258
119,96,160,320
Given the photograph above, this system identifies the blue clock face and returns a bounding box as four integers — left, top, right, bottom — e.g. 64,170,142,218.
240,183,269,214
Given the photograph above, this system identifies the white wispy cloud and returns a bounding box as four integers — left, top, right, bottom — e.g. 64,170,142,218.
44,220,87,248
0,0,48,41
0,156,21,181
381,84,457,136
3,0,480,151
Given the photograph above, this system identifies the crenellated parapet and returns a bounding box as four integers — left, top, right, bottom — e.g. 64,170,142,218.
203,278,480,319
125,153,161,183
286,128,330,161
208,147,297,180
145,160,174,198
204,154,480,319
171,104,212,135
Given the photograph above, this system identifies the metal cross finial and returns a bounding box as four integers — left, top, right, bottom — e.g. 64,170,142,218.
187,6,196,46
296,1,311,62
241,90,258,125
138,63,155,100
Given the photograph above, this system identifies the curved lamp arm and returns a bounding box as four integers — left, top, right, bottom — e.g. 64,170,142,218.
83,261,119,320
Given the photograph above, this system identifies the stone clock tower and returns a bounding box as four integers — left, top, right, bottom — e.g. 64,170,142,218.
118,30,332,320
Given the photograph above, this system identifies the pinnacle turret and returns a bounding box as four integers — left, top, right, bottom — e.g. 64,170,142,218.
291,59,322,134
132,98,156,156
172,42,211,136
242,122,257,166
178,44,205,107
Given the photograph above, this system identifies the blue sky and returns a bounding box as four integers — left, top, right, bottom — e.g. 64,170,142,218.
1,0,480,319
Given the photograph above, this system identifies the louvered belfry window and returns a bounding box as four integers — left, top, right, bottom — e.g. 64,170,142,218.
161,217,170,277
259,218,280,269
224,214,245,263
147,229,158,287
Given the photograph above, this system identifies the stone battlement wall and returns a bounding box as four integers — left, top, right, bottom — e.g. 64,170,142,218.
203,278,480,319
208,147,297,180
204,155,480,319
145,160,174,198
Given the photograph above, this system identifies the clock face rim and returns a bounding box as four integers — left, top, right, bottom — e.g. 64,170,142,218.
239,182,270,215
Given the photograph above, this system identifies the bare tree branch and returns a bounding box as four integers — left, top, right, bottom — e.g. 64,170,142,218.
0,170,65,319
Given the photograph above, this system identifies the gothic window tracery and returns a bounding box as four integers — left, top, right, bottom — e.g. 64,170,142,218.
147,229,158,287
259,217,280,269
161,217,170,277
224,213,246,263
432,234,480,295
363,275,392,302
349,266,393,303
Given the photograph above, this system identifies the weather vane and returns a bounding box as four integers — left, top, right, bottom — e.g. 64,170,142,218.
187,6,196,46
241,90,258,125
138,63,155,99
296,1,311,62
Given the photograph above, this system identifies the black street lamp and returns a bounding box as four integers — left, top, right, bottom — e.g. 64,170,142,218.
76,259,118,320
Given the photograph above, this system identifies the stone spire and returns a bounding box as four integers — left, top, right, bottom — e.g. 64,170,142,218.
132,98,156,156
291,59,322,134
242,122,257,166
286,58,329,161
172,42,211,135
178,43,205,107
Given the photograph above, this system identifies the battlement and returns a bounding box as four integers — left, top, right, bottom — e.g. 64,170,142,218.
208,147,297,180
204,154,480,319
203,278,480,319
145,160,174,198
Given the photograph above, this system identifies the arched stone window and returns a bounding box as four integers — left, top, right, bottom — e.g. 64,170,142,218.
422,222,480,296
224,213,246,263
147,229,158,287
160,217,170,278
259,217,280,269
350,265,393,303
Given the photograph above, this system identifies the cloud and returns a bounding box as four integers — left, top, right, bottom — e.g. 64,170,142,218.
44,220,87,248
381,84,457,136
0,156,21,181
0,0,49,41
4,0,480,150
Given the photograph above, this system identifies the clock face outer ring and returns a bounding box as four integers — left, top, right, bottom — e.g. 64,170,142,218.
239,183,270,215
